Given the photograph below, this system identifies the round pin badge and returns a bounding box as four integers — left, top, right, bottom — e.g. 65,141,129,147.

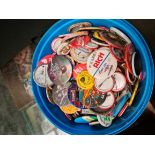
33,64,53,87
125,44,134,75
96,91,115,111
70,47,91,64
97,114,113,127
83,88,108,109
110,27,131,44
68,81,83,108
73,64,87,79
56,42,70,55
95,76,114,93
48,55,72,85
52,83,71,107
109,46,124,62
51,37,62,53
76,71,94,90
132,52,141,78
112,72,126,92
60,104,79,114
125,68,136,85
74,116,97,123
38,54,55,66
68,22,92,33
46,87,55,104
62,31,88,42
99,31,127,49
87,47,117,80
77,27,108,32
91,37,109,46
69,36,90,48
85,41,98,50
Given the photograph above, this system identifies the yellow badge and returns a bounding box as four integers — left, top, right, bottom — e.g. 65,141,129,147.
60,104,78,114
76,71,94,90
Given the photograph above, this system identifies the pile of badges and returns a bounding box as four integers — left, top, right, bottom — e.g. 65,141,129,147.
33,22,142,127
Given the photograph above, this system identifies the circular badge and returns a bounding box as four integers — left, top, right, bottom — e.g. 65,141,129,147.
112,72,126,92
87,47,117,80
77,27,108,32
62,31,88,42
97,114,113,127
132,52,141,78
74,116,97,123
60,104,79,114
95,76,114,93
85,41,98,50
46,87,55,104
51,37,62,53
52,83,71,107
125,44,134,75
69,36,90,48
83,88,108,109
70,47,91,64
109,46,124,62
73,64,87,79
68,81,83,108
96,91,115,110
76,71,94,90
110,27,131,44
33,64,53,87
91,37,109,46
56,42,70,55
38,54,55,66
48,55,72,85
99,31,127,49
68,22,92,33
125,68,136,85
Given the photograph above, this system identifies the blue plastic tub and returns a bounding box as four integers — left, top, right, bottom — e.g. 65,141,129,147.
31,19,154,135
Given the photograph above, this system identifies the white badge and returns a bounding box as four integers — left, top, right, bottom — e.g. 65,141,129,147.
87,47,117,80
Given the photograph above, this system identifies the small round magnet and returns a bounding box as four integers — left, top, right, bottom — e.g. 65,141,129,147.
112,72,126,92
33,64,53,87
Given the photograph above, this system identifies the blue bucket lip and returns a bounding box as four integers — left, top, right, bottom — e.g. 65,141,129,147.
31,19,154,135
